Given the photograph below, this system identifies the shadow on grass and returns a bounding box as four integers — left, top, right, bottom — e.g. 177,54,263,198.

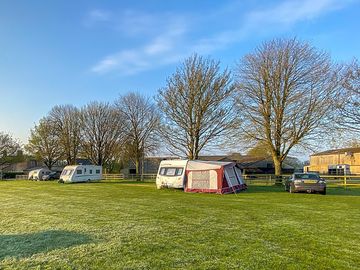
0,230,93,260
245,185,360,196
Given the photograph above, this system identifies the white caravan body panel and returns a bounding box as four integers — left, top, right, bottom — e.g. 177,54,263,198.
60,165,102,183
156,160,188,189
28,168,52,180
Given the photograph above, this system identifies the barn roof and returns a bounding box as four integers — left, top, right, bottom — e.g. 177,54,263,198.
311,147,360,156
197,155,231,162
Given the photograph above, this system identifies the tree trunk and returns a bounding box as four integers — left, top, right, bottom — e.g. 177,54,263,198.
141,156,144,182
273,156,283,185
188,149,194,160
45,162,52,171
135,158,140,181
135,159,140,174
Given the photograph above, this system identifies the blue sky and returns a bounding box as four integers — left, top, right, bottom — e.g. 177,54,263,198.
0,0,359,145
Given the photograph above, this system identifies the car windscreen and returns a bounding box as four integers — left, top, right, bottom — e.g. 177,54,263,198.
294,174,319,180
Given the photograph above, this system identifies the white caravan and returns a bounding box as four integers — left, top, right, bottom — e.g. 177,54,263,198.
156,160,188,189
59,165,102,183
28,168,52,180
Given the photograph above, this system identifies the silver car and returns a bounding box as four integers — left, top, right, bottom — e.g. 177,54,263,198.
284,173,326,195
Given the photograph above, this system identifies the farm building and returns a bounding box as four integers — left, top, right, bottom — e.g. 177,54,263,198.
305,147,360,175
3,158,92,175
122,156,181,175
199,153,301,174
123,153,301,175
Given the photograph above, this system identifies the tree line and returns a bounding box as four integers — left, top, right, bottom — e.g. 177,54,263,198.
1,38,359,176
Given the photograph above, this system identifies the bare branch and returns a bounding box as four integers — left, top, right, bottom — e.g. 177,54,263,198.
235,38,341,175
157,54,237,159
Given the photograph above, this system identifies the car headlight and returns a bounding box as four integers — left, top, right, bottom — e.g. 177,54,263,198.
294,180,302,184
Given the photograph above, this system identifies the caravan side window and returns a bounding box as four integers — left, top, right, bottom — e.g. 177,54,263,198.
175,168,183,176
77,170,82,175
90,170,93,174
165,168,176,176
96,169,100,174
159,167,184,176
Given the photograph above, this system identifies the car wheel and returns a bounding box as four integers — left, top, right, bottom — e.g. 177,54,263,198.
321,188,326,195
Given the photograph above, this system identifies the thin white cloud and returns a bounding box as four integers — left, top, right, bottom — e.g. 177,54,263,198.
83,9,111,27
89,0,354,76
90,10,111,21
247,0,345,27
189,0,349,55
91,21,187,75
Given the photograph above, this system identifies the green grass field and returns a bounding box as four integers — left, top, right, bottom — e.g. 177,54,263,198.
1,181,360,270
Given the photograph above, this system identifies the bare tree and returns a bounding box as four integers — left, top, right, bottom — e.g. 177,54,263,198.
235,38,341,177
80,102,125,166
25,118,62,170
247,141,272,157
48,105,82,165
0,132,22,171
337,59,360,133
115,92,160,174
157,54,237,159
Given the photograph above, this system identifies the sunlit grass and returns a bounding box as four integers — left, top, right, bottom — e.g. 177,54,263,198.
1,180,360,269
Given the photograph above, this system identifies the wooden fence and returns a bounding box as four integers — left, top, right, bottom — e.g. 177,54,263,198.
15,174,28,180
243,174,360,187
102,173,157,181
102,173,360,187
5,173,360,188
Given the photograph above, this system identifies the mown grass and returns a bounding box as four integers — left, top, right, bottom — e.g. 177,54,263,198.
0,180,360,269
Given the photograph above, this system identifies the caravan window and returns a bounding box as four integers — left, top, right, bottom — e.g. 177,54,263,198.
175,168,183,176
159,168,166,175
61,170,67,176
159,167,184,176
77,170,82,175
165,168,176,176
90,170,93,174
96,169,100,174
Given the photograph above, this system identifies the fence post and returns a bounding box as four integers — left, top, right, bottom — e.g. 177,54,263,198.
344,175,347,189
